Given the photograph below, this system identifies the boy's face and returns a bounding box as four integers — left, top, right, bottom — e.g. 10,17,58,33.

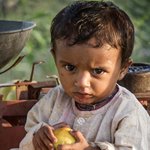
53,38,130,104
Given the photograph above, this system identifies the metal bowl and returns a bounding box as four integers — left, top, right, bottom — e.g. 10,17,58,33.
119,63,150,93
0,20,36,69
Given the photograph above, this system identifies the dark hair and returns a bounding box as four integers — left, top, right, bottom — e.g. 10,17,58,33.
50,1,134,64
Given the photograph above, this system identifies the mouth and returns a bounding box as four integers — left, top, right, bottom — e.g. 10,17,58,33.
73,92,93,103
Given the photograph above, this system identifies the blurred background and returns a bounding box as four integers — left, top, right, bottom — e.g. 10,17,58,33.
0,0,150,83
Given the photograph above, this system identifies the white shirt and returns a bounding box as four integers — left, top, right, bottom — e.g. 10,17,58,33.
17,85,150,150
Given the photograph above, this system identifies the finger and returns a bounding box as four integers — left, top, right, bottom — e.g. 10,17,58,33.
33,135,40,150
43,125,57,143
70,131,85,142
33,127,54,150
33,133,48,150
57,144,73,150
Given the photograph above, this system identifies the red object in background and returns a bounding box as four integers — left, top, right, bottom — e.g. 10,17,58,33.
0,79,57,150
0,100,36,150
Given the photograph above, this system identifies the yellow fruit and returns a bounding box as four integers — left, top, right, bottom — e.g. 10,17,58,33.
0,86,16,100
53,127,76,149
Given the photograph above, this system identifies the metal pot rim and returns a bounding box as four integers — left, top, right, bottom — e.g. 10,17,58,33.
0,20,36,34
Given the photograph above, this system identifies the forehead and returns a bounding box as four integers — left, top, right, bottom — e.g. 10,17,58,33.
55,38,114,50
54,39,121,67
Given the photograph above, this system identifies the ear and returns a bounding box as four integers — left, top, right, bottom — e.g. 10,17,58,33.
118,58,133,81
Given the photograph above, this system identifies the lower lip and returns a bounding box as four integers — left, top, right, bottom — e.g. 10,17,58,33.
73,93,92,102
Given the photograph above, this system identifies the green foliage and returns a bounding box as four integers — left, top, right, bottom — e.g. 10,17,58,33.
113,0,150,62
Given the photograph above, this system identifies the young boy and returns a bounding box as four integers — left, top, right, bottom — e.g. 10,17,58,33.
18,1,150,150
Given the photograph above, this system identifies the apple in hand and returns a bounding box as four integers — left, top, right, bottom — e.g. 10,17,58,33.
53,127,76,149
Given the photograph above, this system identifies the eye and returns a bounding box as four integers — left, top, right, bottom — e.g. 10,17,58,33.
92,68,104,75
65,64,76,72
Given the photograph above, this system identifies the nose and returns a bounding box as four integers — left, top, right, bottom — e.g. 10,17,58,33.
74,71,91,88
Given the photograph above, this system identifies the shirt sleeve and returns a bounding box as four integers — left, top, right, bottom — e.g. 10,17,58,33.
18,86,60,150
25,86,59,132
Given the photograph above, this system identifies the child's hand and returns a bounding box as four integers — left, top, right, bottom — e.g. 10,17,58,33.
57,130,91,150
32,124,56,150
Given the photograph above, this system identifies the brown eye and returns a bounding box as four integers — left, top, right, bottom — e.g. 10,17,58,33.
92,68,104,75
65,64,76,72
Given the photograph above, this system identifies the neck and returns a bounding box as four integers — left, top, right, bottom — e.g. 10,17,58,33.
75,85,118,111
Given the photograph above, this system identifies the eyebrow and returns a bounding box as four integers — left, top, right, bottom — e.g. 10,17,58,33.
59,60,71,64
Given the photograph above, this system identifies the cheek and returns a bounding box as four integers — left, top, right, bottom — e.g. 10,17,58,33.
93,76,116,92
58,71,71,85
59,72,64,77
57,65,65,77
58,72,65,83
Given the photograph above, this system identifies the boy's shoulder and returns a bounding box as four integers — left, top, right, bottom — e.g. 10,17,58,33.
118,85,137,101
46,85,65,97
116,85,148,116
117,85,140,107
45,85,71,103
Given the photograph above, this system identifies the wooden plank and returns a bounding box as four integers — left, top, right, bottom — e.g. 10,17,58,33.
134,92,150,100
1,100,37,116
0,119,26,150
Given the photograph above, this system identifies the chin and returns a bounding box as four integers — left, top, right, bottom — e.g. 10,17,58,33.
75,99,94,105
